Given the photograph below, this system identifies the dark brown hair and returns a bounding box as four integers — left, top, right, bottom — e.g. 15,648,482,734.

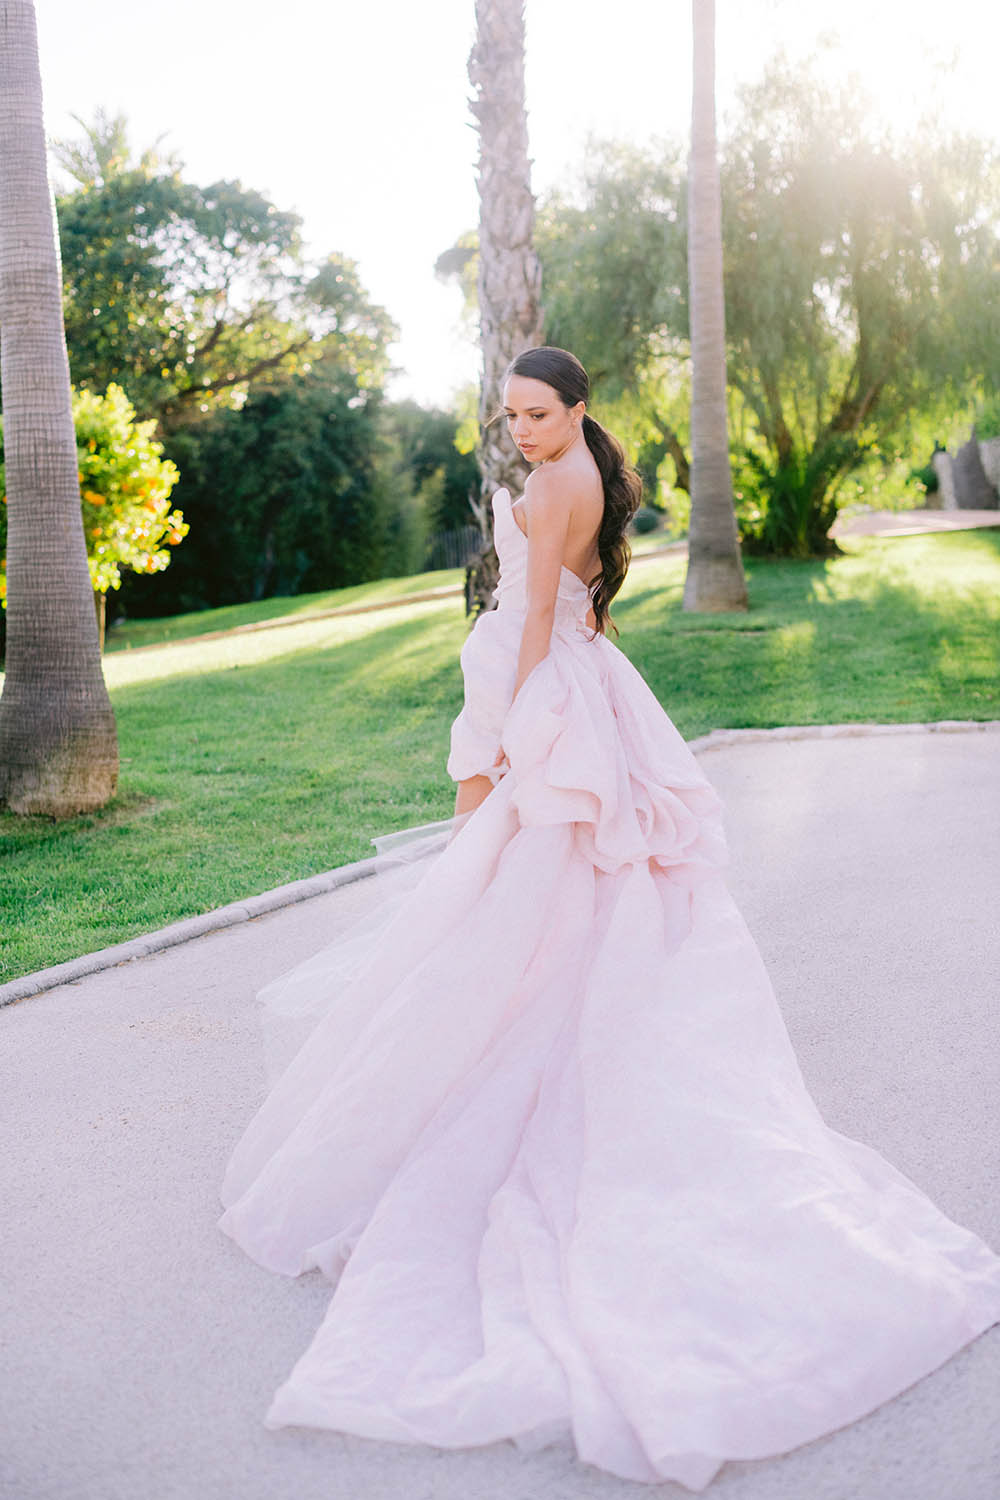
501,346,642,635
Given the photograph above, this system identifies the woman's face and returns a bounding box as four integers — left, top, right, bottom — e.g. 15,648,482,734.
501,374,584,463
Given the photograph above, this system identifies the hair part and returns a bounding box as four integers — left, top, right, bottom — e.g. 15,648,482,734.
500,346,642,636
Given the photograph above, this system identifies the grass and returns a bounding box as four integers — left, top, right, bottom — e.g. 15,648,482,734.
102,565,464,652
102,529,676,654
2,527,998,983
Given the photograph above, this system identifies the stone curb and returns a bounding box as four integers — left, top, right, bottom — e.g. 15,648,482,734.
3,718,997,1008
686,717,1000,754
0,853,390,1008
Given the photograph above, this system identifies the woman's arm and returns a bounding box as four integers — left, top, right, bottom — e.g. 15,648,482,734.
511,467,574,702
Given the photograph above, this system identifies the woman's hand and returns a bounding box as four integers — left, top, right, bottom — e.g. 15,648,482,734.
489,745,510,782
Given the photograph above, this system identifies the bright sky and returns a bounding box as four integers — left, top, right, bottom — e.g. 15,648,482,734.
35,0,998,410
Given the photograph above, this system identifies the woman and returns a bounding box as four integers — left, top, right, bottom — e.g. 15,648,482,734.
218,347,1000,1491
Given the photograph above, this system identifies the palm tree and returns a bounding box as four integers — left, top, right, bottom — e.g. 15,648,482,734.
0,0,118,815
466,0,544,614
682,0,748,612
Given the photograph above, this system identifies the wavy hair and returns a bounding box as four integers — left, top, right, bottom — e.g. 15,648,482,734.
500,346,642,635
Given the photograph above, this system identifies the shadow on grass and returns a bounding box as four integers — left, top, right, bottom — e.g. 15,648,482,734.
622,534,1000,737
4,607,466,870
104,567,464,653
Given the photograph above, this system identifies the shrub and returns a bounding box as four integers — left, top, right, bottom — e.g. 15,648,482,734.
974,391,1000,442
631,505,662,535
0,383,185,607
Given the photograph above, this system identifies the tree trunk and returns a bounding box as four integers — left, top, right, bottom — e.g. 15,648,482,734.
0,0,118,815
466,0,543,615
682,0,748,613
94,590,106,653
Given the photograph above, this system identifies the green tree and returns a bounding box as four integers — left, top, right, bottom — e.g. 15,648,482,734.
120,373,400,617
54,116,396,430
720,71,1000,552
0,0,118,816
51,106,178,187
527,64,1000,555
74,385,185,594
1,384,186,647
381,400,480,533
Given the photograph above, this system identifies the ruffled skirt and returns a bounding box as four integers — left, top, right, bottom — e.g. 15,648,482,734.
218,616,1000,1490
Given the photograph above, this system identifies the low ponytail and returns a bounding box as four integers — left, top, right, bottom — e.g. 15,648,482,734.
581,412,642,636
503,347,642,636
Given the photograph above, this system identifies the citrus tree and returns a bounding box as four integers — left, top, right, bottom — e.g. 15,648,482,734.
2,383,187,645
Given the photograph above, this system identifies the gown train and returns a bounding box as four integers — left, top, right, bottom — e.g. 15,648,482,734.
218,488,1000,1490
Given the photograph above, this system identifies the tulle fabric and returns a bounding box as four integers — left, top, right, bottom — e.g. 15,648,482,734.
218,488,1000,1490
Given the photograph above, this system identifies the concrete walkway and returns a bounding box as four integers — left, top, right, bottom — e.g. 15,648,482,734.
830,506,999,538
2,727,999,1500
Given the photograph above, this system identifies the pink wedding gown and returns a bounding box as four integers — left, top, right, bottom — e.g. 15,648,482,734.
218,486,1000,1490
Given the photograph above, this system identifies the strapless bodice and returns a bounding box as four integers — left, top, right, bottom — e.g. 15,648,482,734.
491,487,596,629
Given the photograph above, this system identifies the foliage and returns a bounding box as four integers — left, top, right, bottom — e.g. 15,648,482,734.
974,388,1000,441
119,374,380,615
51,106,179,187
515,64,1000,554
117,373,440,618
74,386,185,592
4,527,999,980
0,384,185,607
380,401,480,533
537,140,688,400
532,143,693,504
631,506,662,534
113,387,480,619
716,68,998,551
735,443,846,557
54,115,396,429
910,460,939,496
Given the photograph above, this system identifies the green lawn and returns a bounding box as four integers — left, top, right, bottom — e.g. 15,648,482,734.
3,528,998,983
102,529,676,654
102,565,464,652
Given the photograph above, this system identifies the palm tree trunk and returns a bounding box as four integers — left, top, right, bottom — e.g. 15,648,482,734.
466,0,543,615
0,0,118,815
682,0,748,612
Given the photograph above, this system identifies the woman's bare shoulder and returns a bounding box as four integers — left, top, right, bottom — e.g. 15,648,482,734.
523,464,571,507
523,459,601,512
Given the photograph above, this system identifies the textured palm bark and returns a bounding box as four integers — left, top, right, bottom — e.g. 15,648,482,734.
682,0,748,612
0,0,118,814
466,0,543,615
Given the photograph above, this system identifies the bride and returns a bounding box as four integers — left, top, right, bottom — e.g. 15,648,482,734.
218,346,1000,1491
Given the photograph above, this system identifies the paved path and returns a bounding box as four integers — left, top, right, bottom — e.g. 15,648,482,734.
830,507,999,538
2,728,999,1500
